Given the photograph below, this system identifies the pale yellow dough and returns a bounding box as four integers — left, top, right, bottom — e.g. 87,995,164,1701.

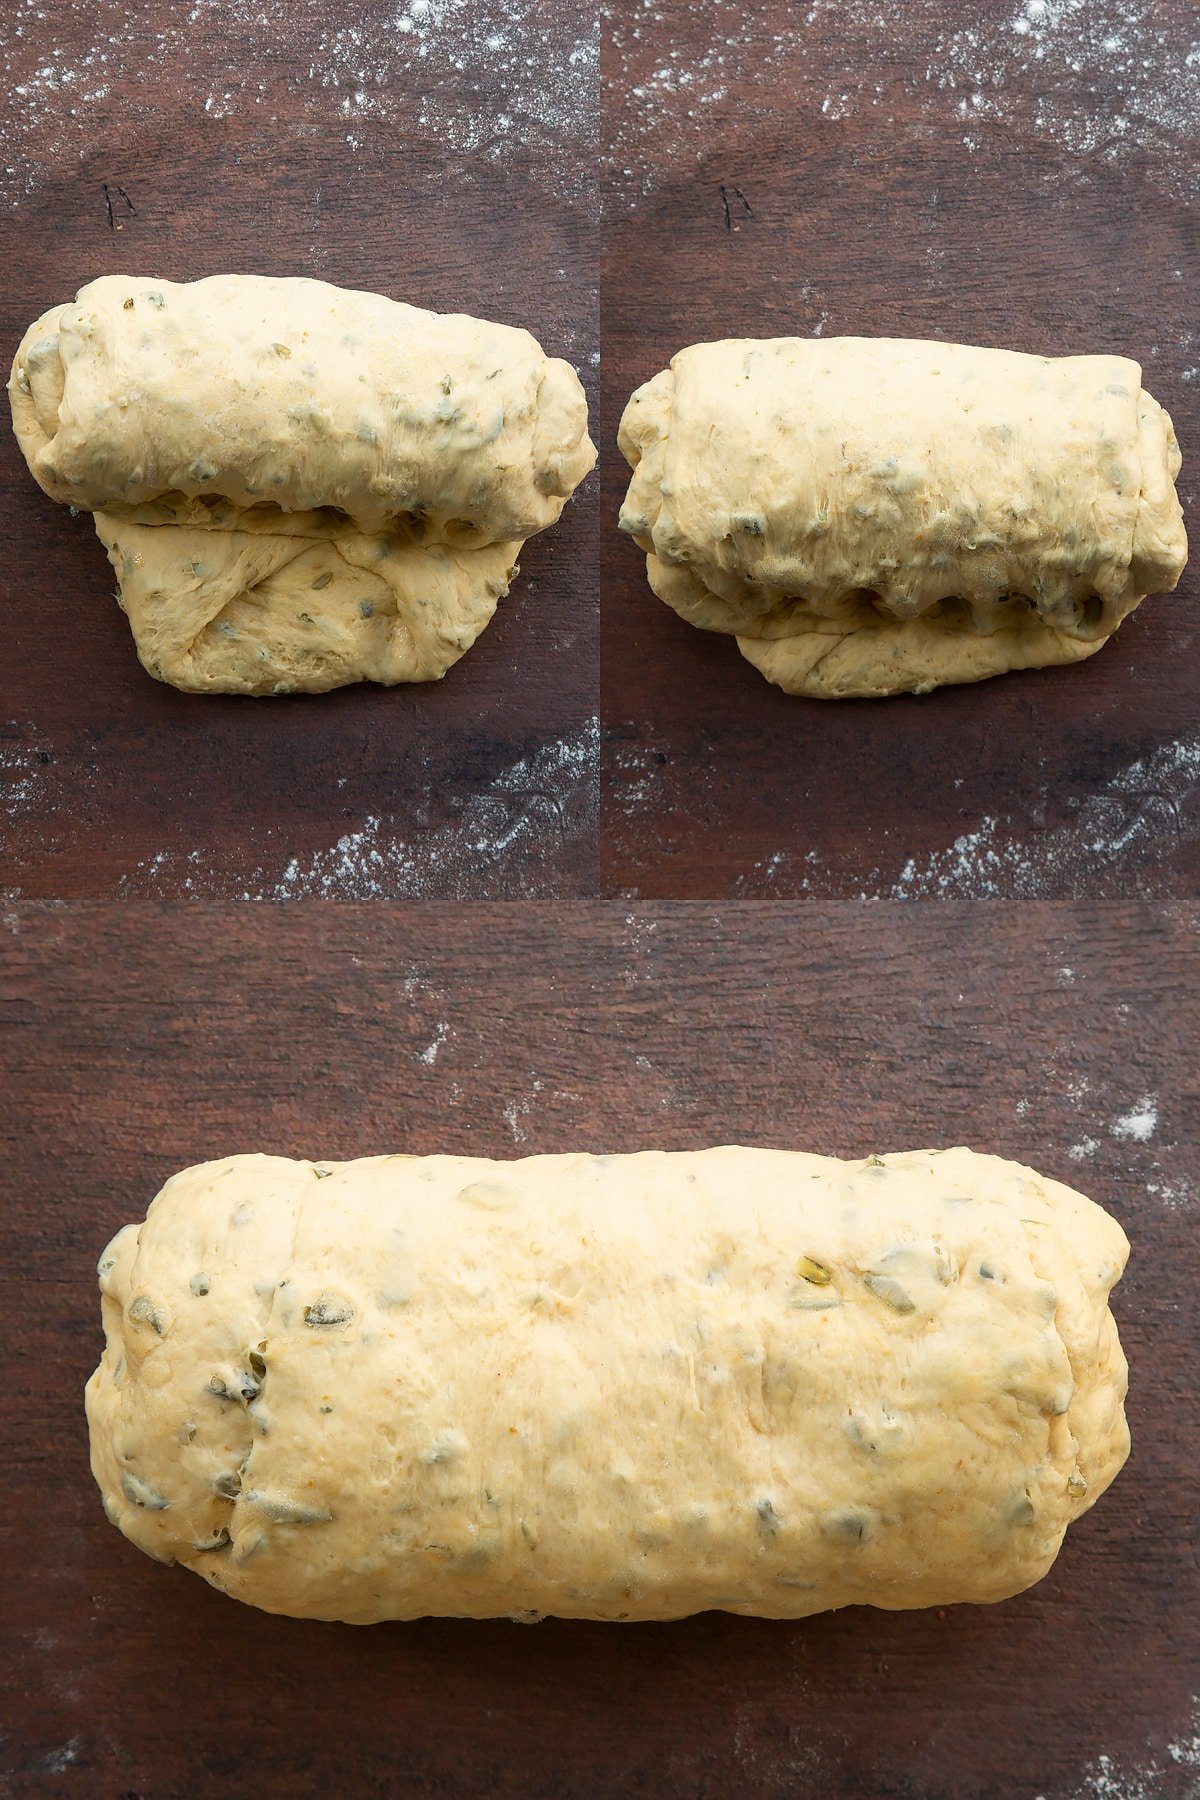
618,336,1187,697
9,274,596,693
92,502,521,695
88,1147,1130,1625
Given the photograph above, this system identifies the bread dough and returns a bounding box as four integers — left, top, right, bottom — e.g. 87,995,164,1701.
93,501,521,695
618,336,1187,697
12,274,594,536
9,275,596,692
88,1146,1129,1624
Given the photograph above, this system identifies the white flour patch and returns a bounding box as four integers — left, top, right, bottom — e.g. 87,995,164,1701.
738,849,790,888
1065,1701,1200,1800
41,1741,82,1776
502,1078,544,1144
621,911,660,984
889,737,1200,898
116,718,597,899
416,1021,449,1066
1070,1755,1157,1800
1068,1135,1100,1162
0,741,42,817
611,746,660,814
2,0,596,210
1112,1096,1158,1142
606,0,1200,211
1146,1175,1194,1210
0,727,101,896
1168,1699,1200,1766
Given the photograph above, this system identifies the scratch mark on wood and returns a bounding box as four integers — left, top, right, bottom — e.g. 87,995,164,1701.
102,183,136,231
719,184,754,234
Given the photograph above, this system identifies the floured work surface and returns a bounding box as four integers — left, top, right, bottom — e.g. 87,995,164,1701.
2,902,1197,1793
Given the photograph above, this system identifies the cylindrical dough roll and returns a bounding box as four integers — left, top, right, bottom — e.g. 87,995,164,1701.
618,336,1187,697
87,1147,1130,1624
11,273,596,541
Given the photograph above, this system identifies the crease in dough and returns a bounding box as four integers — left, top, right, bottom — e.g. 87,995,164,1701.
88,1145,1130,1624
618,335,1187,698
9,274,597,693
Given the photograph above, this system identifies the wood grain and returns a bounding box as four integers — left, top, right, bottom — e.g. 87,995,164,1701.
0,900,1196,1798
0,6,598,901
601,0,1200,900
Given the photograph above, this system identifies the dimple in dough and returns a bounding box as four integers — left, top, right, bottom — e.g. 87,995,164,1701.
88,1146,1130,1624
618,336,1187,698
9,274,596,694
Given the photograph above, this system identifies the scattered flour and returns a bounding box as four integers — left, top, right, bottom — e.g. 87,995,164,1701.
1145,1175,1194,1211
605,0,1200,212
41,1741,82,1775
1070,1755,1156,1800
104,719,599,901
889,738,1200,899
502,1077,544,1143
0,741,43,817
1168,1700,1200,1767
416,1021,449,1066
268,721,597,899
1068,1135,1100,1162
716,735,1200,899
1112,1096,1158,1142
2,0,597,210
1065,1700,1200,1798
621,910,660,983
611,746,660,813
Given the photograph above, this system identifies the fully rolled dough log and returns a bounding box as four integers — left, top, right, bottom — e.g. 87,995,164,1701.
88,1146,1130,1624
618,336,1187,697
9,275,596,693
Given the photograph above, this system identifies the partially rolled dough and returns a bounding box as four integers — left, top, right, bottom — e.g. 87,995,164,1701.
9,274,596,693
88,1146,1129,1624
618,336,1187,697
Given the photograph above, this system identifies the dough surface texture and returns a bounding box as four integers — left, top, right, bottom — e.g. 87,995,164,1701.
10,274,595,693
618,336,1187,697
88,1146,1130,1624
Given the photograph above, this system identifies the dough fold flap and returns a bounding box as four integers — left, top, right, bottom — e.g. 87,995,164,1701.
618,335,1187,697
88,1146,1130,1624
11,274,596,540
94,511,521,694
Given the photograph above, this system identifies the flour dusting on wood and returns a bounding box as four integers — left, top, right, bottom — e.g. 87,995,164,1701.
2,0,597,209
1112,1096,1158,1142
99,717,599,901
605,0,1200,210
887,737,1200,899
1065,1696,1200,1798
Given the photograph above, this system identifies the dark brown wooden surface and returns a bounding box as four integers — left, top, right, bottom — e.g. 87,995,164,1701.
1,901,1196,1799
0,0,598,900
601,0,1200,899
